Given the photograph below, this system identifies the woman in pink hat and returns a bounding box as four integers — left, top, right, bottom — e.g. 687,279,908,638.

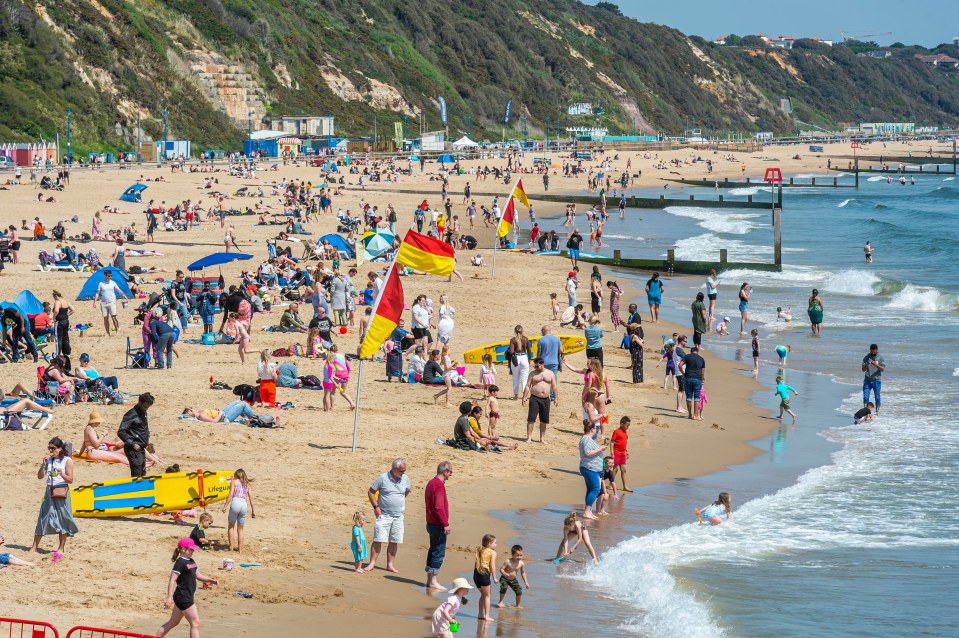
157,537,219,638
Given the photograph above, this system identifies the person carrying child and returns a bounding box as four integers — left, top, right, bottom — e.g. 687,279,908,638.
495,544,531,609
430,577,473,638
156,537,218,637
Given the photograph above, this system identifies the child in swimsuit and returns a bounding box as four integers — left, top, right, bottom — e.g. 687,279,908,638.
776,344,791,367
486,385,501,438
697,492,732,525
751,329,760,378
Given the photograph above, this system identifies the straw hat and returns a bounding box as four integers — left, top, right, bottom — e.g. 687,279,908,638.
449,577,473,592
88,411,103,425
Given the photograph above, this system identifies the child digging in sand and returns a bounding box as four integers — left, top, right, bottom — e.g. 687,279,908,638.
495,544,531,608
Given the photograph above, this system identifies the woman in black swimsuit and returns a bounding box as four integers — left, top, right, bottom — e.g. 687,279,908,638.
51,290,74,357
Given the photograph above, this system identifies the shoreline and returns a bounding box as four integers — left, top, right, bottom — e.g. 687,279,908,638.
0,142,926,637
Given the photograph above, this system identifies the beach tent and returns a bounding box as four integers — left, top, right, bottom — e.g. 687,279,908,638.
187,252,253,272
319,233,355,258
76,267,132,300
452,136,478,149
13,290,44,317
119,184,148,203
437,153,454,163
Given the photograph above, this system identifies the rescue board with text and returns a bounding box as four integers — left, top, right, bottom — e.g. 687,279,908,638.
71,470,234,518
463,334,587,365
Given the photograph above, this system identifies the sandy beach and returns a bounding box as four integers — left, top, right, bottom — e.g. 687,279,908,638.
0,139,936,636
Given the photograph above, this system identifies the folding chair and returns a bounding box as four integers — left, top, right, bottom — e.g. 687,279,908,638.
36,365,65,405
125,336,146,369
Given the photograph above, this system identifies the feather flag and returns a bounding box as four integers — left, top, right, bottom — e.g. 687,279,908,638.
511,178,531,209
358,266,405,359
497,197,516,238
396,229,455,276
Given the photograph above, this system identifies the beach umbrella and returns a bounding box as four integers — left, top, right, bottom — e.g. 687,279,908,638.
460,235,477,250
361,231,394,261
187,252,254,272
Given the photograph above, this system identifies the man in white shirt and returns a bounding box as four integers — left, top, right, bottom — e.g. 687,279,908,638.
92,269,127,335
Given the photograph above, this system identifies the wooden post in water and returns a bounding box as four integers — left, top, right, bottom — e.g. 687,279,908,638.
855,157,859,190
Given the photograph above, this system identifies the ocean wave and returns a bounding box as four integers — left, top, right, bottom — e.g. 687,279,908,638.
663,207,763,235
837,198,854,208
885,284,959,312
954,368,959,377
944,177,955,181
873,203,889,209
604,234,646,241
719,267,830,286
727,187,761,196
867,176,887,182
673,234,768,261
820,270,882,296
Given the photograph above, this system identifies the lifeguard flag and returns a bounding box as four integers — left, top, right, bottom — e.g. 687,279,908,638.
396,230,455,276
511,178,531,209
359,267,405,359
497,197,516,238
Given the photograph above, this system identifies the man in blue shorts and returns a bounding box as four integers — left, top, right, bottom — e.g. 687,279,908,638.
680,346,706,421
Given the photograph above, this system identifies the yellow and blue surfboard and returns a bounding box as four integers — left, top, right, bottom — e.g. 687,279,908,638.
462,334,587,365
71,470,234,518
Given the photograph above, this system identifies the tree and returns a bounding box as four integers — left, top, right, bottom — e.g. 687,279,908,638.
740,35,766,49
725,33,742,47
595,2,622,15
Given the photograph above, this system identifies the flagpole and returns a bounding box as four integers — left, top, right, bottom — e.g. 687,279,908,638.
492,176,522,280
351,257,401,452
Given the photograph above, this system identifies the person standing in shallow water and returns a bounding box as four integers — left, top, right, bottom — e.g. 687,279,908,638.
807,288,824,335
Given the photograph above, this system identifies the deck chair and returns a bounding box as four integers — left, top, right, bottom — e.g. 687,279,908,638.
36,365,66,405
125,336,147,369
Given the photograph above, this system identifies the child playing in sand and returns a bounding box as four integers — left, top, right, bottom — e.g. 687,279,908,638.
775,376,798,424
189,513,214,549
751,329,761,378
486,385,500,438
776,344,791,367
549,292,561,319
479,353,496,396
555,512,598,564
714,316,731,336
474,534,498,622
431,577,473,638
222,469,255,552
156,538,218,638
696,492,732,525
496,544,531,608
351,511,367,573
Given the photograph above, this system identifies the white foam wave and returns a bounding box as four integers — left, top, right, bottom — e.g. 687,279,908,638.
673,234,768,261
820,270,881,296
792,173,832,179
867,176,887,182
954,367,959,377
944,177,956,182
720,267,830,286
837,198,854,208
663,206,763,235
727,187,760,196
604,234,646,240
886,284,958,312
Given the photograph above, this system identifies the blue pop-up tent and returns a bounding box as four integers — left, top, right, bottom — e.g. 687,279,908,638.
13,290,44,316
437,153,454,163
120,184,148,203
77,267,133,300
319,233,355,258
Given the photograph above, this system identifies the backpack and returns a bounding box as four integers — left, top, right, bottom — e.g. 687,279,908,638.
300,374,321,387
249,414,276,428
3,413,24,431
232,384,259,404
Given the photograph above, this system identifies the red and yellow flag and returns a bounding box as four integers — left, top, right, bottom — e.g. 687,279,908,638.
396,230,455,276
358,266,405,359
497,197,516,238
511,178,531,209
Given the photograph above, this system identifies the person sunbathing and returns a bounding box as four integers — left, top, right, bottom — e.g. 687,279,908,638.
78,411,129,464
4,382,38,400
2,397,54,416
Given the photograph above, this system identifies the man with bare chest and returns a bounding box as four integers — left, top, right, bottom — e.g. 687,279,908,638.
522,358,558,444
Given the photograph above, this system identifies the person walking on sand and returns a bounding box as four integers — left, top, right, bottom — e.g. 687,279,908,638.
680,346,706,421
365,458,411,573
92,268,128,336
28,437,79,556
578,421,608,519
607,280,623,331
156,537,219,638
645,272,663,323
425,461,453,591
611,416,634,492
507,325,531,400
807,288,824,335
522,358,558,443
705,269,719,324
224,224,239,252
774,376,798,424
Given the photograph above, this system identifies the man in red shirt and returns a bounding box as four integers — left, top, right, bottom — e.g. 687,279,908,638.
611,416,634,493
425,460,453,590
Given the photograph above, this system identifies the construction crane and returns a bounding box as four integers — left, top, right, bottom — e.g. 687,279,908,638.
840,31,892,42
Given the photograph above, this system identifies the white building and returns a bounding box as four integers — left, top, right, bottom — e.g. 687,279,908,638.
275,115,335,138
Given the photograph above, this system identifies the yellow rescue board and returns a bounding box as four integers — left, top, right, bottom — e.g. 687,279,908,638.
71,470,234,518
462,334,587,365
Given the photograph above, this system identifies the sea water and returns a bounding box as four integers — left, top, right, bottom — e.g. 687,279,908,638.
497,177,959,636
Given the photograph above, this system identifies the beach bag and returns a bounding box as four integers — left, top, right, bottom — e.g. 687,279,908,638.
3,413,23,431
51,485,69,499
201,332,216,346
300,374,321,387
233,384,259,404
249,415,276,428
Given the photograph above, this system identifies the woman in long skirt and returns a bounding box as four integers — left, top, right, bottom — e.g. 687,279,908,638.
628,322,644,384
607,281,623,332
29,437,79,555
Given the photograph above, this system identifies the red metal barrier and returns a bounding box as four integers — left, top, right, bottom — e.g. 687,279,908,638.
0,617,60,638
65,629,159,638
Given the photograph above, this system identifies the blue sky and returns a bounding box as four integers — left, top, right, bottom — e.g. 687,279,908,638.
603,0,959,47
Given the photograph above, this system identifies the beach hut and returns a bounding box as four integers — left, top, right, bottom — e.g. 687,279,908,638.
119,184,148,203
76,267,132,300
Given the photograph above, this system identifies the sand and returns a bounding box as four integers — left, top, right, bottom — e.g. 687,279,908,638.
0,140,930,636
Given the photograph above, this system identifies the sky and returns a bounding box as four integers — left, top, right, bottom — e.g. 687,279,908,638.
603,0,959,47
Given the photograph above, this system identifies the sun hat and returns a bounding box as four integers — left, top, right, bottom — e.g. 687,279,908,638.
79,353,90,362
450,577,473,591
87,411,103,425
723,316,730,323
178,537,200,550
